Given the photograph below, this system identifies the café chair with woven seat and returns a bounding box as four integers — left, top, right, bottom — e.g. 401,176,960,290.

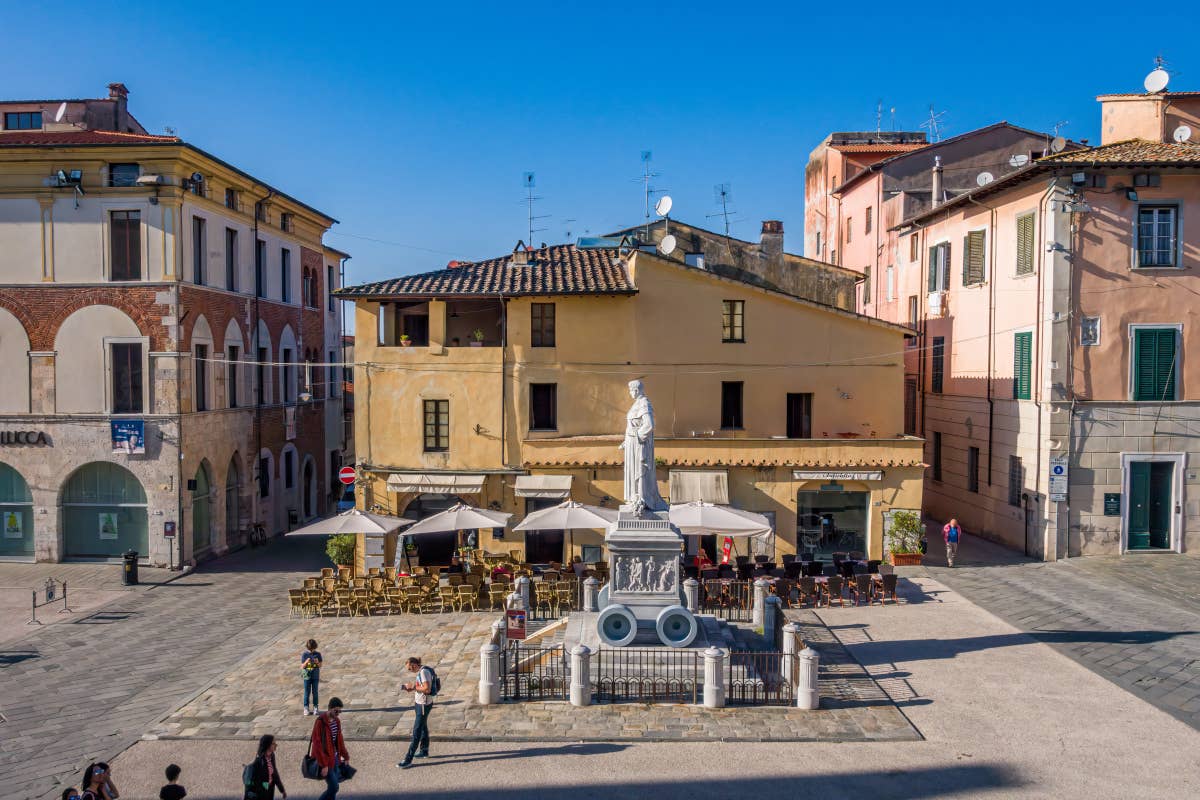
434,585,456,613
400,586,426,613
303,577,319,589
455,583,477,611
320,567,335,579
534,582,557,617
330,587,354,617
877,573,899,604
384,566,398,582
350,588,373,616
321,576,337,594
555,581,576,613
822,575,844,608
336,566,352,584
289,589,308,617
796,576,817,608
488,584,509,610
847,573,873,605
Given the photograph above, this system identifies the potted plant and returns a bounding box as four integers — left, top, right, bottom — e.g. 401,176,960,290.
399,334,412,348
886,510,924,566
470,329,485,347
326,533,357,571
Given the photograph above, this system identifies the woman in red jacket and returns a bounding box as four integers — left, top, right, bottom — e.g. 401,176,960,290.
311,698,349,800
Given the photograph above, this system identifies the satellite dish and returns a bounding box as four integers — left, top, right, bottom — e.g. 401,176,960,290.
54,102,67,123
1144,67,1170,93
1174,124,1193,143
658,234,677,255
1050,136,1067,153
976,172,994,187
655,195,673,217
1009,153,1030,168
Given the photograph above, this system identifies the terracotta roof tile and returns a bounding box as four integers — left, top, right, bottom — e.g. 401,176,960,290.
337,243,636,298
0,130,180,146
1037,138,1200,165
831,143,928,154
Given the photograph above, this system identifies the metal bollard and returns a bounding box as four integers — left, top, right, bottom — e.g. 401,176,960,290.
796,647,820,710
683,578,700,613
782,622,800,688
570,644,592,707
762,595,782,648
703,647,725,708
752,578,769,627
583,577,600,612
478,643,500,705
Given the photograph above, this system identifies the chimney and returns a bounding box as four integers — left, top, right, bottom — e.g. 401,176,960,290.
510,241,530,267
107,83,129,131
931,156,944,208
760,220,784,258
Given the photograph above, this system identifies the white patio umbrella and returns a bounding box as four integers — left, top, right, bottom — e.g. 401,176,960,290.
401,503,512,536
284,507,414,537
668,501,772,537
514,501,618,562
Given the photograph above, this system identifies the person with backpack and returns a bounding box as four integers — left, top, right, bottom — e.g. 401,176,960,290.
311,697,350,800
243,734,286,800
397,656,439,769
943,518,963,567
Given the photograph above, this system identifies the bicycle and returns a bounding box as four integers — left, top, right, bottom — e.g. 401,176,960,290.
248,522,267,547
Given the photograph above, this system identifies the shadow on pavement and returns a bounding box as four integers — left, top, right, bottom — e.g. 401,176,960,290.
188,535,330,575
846,629,1199,666
0,649,38,666
430,742,629,766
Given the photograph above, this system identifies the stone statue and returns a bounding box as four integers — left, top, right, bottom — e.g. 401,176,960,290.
630,556,646,591
615,556,629,590
619,380,667,515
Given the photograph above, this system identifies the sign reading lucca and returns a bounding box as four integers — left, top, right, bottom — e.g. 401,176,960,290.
0,431,49,445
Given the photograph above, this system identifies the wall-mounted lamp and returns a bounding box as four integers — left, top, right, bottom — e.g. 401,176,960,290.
1125,188,1139,202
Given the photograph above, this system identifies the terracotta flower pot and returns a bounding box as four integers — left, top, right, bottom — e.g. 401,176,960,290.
889,552,923,566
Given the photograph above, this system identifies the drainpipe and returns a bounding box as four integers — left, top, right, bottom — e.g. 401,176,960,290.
500,294,508,468
966,194,998,488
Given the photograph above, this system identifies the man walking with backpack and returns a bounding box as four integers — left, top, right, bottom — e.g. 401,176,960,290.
397,656,438,770
943,518,962,567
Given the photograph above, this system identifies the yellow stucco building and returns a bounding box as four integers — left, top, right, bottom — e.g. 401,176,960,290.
338,240,924,569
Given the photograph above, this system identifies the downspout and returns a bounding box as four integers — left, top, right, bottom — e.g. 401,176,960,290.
500,294,508,468
966,194,998,487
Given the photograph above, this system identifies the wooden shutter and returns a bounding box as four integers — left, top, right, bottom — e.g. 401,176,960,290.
931,337,945,394
928,247,937,292
963,231,985,285
1134,329,1177,401
1016,213,1034,275
940,242,951,290
1013,332,1032,400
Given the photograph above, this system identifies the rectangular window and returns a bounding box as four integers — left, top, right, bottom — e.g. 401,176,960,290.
109,211,141,281
328,350,337,398
281,249,292,303
4,111,42,130
531,302,556,347
786,392,811,438
256,346,267,405
722,300,745,343
927,242,950,292
907,295,918,328
1013,331,1032,400
192,217,206,285
1132,327,1178,401
910,233,919,262
530,383,558,430
227,345,239,408
302,271,315,308
845,219,852,243
1137,205,1178,268
720,381,744,429
967,446,980,493
327,265,336,312
886,266,895,302
932,432,942,481
862,266,871,305
1016,212,1035,275
225,188,238,210
284,450,294,489
903,378,918,435
280,212,292,233
963,229,986,285
255,240,266,297
194,344,208,412
1081,317,1100,347
931,336,945,394
1008,456,1023,506
282,348,294,403
255,201,266,223
259,457,270,498
865,207,873,234
108,163,139,187
111,343,143,414
423,399,449,452
225,228,238,291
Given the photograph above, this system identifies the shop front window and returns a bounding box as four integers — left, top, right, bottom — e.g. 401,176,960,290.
795,489,868,559
0,462,34,558
62,462,149,559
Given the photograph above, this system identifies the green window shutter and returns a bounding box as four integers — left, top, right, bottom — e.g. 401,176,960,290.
941,242,951,290
963,231,985,285
928,246,937,292
1016,213,1034,275
1013,332,1032,400
931,336,945,394
1134,329,1177,401
863,266,871,303
961,236,969,286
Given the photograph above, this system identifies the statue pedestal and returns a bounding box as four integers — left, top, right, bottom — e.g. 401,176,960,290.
603,510,684,628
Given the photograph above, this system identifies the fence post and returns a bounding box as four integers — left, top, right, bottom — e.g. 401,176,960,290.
796,647,820,710
491,617,506,648
752,578,769,627
570,644,592,707
583,577,599,612
479,643,500,705
26,590,38,625
782,621,800,690
514,575,531,611
683,578,700,613
703,647,725,708
762,595,782,648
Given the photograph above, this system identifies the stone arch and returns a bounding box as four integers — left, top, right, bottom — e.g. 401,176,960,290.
60,461,148,558
225,453,244,547
55,305,142,413
301,454,317,520
191,460,214,557
39,288,157,351
0,307,30,413
257,448,276,534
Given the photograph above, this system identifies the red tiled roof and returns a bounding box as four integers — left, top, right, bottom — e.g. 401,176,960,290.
0,130,180,146
1036,138,1200,165
337,244,636,298
1097,91,1200,98
831,143,928,154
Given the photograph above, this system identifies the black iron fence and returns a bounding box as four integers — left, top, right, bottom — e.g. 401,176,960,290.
500,642,569,701
726,650,796,706
698,579,754,622
592,647,701,704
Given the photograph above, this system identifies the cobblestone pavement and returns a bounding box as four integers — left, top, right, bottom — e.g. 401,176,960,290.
918,530,1200,730
0,537,328,800
150,609,918,744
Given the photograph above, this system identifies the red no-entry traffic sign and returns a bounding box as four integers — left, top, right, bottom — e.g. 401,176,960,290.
338,466,356,485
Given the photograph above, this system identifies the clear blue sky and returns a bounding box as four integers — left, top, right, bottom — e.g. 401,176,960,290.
4,2,1196,287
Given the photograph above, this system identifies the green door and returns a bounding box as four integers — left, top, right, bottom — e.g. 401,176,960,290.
1128,462,1173,550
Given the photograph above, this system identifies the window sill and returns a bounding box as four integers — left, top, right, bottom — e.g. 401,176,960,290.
1132,265,1184,271
722,340,746,344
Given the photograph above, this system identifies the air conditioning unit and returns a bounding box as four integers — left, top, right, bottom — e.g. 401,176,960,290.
928,291,948,318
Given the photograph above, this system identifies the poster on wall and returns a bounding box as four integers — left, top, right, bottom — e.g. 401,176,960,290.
111,420,145,455
98,512,119,540
3,511,22,539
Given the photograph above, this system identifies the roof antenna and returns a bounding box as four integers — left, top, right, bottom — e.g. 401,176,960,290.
920,104,947,142
876,100,883,134
522,172,549,246
634,151,664,239
707,183,734,238
562,218,577,243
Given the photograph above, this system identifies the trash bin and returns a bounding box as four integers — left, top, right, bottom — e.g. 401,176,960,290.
122,550,139,586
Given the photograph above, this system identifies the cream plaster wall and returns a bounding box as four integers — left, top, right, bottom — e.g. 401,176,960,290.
0,307,29,412
55,305,143,413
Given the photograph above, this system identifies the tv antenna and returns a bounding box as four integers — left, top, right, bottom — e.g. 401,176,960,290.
1051,120,1070,137
1144,55,1170,93
563,218,578,242
522,172,549,244
634,151,665,238
920,105,947,142
876,100,883,134
707,183,735,237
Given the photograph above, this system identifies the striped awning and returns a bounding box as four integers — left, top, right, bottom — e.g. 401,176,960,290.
386,473,486,494
669,470,729,504
513,474,573,499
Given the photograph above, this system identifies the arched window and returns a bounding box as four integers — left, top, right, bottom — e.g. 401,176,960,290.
192,462,213,556
0,463,34,558
225,457,242,546
62,462,148,558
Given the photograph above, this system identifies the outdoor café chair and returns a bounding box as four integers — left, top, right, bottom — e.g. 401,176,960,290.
384,566,398,582
555,580,576,611
822,575,844,607
877,573,899,604
541,570,561,581
877,563,895,576
853,562,869,575
330,587,354,617
445,574,464,587
367,567,381,577
822,564,838,578
784,562,803,579
781,553,796,565
796,577,817,607
770,578,792,608
455,583,477,611
400,586,425,613
320,567,335,579
534,582,557,616
848,573,873,605
754,554,769,564
867,559,882,573
288,589,308,617
321,577,338,594
737,564,755,580
804,561,823,577
350,588,373,616
849,550,865,561
701,567,719,580
435,585,456,612
337,566,353,583
799,551,815,561
487,584,509,610
303,577,319,589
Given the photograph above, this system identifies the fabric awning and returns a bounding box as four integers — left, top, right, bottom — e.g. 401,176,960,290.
386,473,486,494
513,474,573,499
669,470,729,504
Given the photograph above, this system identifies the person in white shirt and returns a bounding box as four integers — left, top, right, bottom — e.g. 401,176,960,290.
397,657,434,769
